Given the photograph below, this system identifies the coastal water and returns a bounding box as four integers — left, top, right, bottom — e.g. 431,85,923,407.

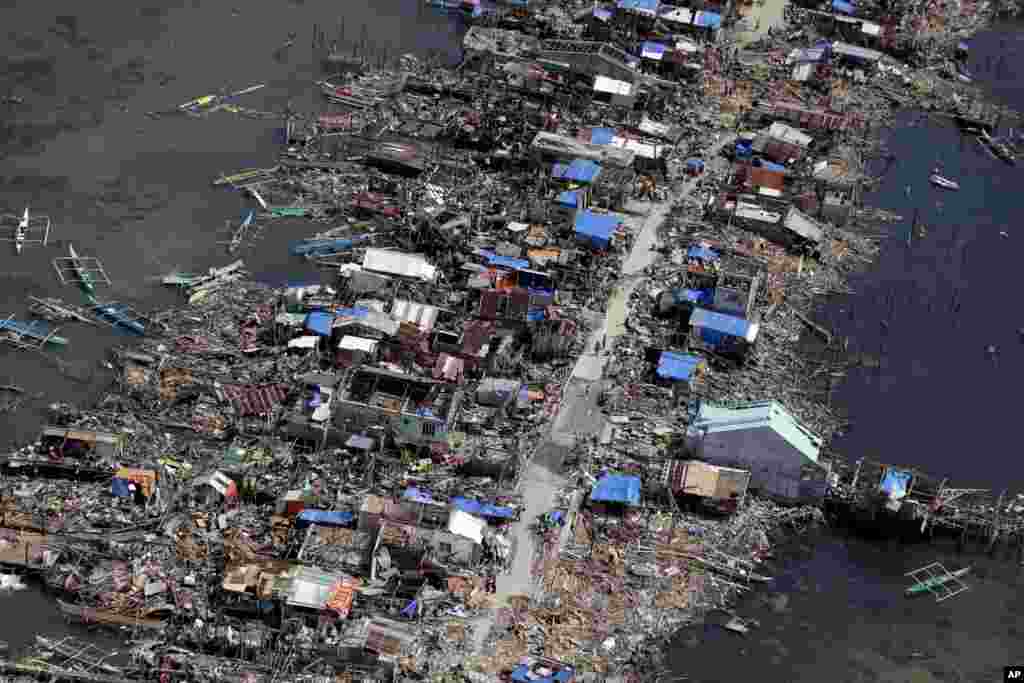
2,1,1024,680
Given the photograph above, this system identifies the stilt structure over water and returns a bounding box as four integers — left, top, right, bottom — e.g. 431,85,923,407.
828,457,1024,554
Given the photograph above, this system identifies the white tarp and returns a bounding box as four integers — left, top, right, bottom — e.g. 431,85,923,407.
767,122,813,147
288,336,319,350
447,509,486,545
362,248,437,282
593,75,633,96
338,336,379,353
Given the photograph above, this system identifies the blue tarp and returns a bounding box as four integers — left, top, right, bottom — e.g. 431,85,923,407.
657,351,703,382
403,487,437,505
687,245,719,261
695,10,722,28
735,142,753,158
754,159,787,172
686,158,705,170
511,664,575,683
451,497,516,519
527,308,546,322
594,7,612,20
957,41,969,51
690,307,755,340
335,306,368,319
880,469,913,499
488,254,531,271
831,0,854,14
641,41,668,59
591,128,616,145
295,510,355,529
552,159,602,183
557,189,583,207
671,288,713,306
304,311,335,336
574,210,622,249
591,474,642,506
111,478,132,498
617,0,660,13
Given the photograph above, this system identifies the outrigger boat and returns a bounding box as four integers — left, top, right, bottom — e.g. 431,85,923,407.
929,171,960,190
0,317,69,346
1,207,49,254
67,244,96,296
14,209,27,254
92,302,146,335
905,566,971,597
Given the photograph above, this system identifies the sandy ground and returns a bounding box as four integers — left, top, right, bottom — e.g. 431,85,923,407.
736,0,788,46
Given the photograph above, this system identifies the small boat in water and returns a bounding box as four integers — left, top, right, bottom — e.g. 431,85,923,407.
929,172,960,190
92,303,146,335
0,317,68,346
67,244,96,296
14,208,28,254
905,567,971,596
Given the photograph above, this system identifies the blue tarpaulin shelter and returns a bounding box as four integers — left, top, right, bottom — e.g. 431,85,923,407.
527,308,546,322
334,306,368,320
695,10,722,28
880,469,913,499
557,189,584,207
831,0,854,13
686,158,705,171
304,311,335,336
590,128,615,145
687,244,719,262
657,351,705,382
552,159,602,184
451,497,516,519
690,307,758,344
574,210,622,249
735,141,753,158
591,474,642,506
594,7,612,20
111,478,132,497
295,510,355,529
617,0,660,14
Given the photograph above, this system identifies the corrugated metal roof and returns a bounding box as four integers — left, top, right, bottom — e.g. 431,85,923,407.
689,400,823,463
784,207,825,243
391,299,440,332
617,0,660,14
593,75,633,96
831,41,883,62
551,158,603,183
656,351,705,381
221,383,290,416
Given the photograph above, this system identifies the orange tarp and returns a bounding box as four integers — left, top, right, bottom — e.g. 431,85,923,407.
326,576,362,618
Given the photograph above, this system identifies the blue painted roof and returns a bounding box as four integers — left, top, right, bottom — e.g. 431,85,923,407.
552,159,602,183
756,159,787,172
574,210,622,246
687,244,719,261
686,158,705,169
591,127,615,145
403,487,437,505
695,10,721,28
451,497,516,519
334,306,369,319
295,510,354,528
690,307,756,340
591,474,641,505
304,311,335,336
657,351,704,381
641,41,667,58
832,0,854,13
617,0,660,13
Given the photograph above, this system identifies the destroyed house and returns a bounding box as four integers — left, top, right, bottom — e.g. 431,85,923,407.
756,100,850,131
687,400,828,502
662,459,751,512
375,519,481,569
688,307,759,359
536,40,639,85
362,248,437,283
39,427,125,461
531,131,636,169
478,288,532,322
335,367,462,448
655,351,706,400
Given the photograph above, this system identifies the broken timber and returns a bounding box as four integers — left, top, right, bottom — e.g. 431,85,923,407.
785,303,833,345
